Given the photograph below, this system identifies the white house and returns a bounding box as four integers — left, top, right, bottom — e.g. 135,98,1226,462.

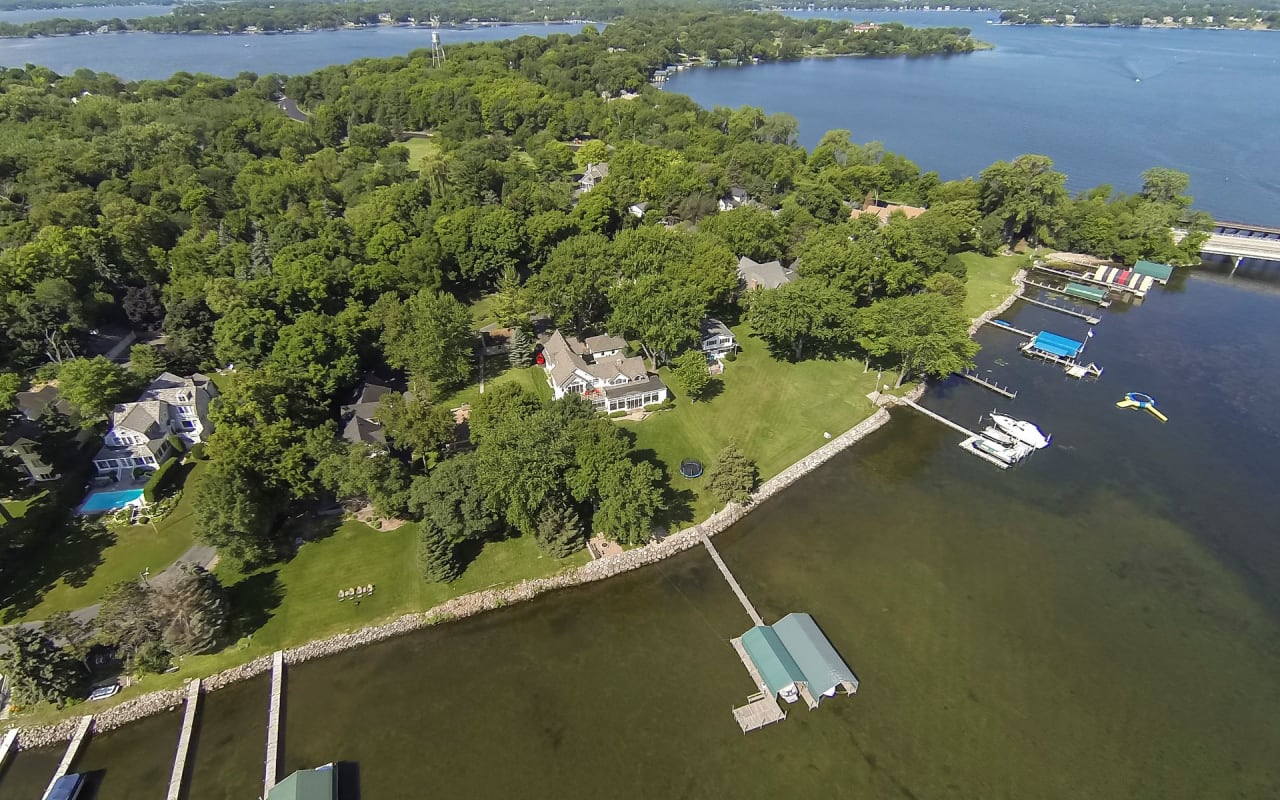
718,186,750,212
737,256,797,291
540,330,667,413
700,318,738,359
578,162,610,193
3,422,58,482
91,372,218,477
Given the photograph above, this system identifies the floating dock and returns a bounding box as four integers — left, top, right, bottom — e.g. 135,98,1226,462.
1020,295,1101,324
264,651,284,796
729,637,787,733
165,679,202,800
42,716,92,800
958,435,1013,469
958,370,1018,399
983,318,1035,338
1019,331,1104,379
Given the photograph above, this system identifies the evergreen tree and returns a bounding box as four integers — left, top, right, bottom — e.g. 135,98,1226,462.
508,326,534,369
490,265,530,328
418,519,460,583
672,350,712,402
0,627,82,706
97,579,161,660
536,500,585,558
152,564,228,656
707,443,759,506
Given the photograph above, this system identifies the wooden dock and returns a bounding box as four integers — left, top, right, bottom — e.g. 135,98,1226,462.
898,397,980,439
1034,263,1146,297
981,318,1035,338
1018,342,1104,378
732,693,786,733
42,716,92,800
264,651,284,796
701,534,763,627
0,728,18,775
958,370,1018,399
165,679,202,800
958,436,1013,469
1023,278,1111,307
1019,295,1101,324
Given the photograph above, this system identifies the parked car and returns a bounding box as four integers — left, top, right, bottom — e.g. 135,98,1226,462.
87,684,120,701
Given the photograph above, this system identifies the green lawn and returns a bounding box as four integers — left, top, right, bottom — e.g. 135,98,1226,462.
2,490,44,520
621,326,887,524
440,363,552,410
8,465,204,622
956,251,1027,320
400,137,439,172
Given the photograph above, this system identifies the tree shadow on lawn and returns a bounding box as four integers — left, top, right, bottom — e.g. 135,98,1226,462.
631,447,696,530
0,511,114,622
224,569,284,641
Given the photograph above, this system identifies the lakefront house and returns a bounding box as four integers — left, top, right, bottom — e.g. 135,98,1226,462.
91,372,218,477
540,330,668,413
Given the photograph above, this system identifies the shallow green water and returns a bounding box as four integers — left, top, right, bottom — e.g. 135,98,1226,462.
5,269,1280,799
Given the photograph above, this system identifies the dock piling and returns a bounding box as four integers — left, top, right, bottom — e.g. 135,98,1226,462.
264,651,284,796
958,371,1018,399
700,534,763,627
41,716,92,800
165,679,202,800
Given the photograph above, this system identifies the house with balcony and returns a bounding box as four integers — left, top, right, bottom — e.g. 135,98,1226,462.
700,318,738,359
90,372,218,477
3,421,58,483
540,330,667,413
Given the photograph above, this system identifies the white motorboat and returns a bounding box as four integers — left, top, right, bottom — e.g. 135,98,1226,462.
980,426,1018,447
989,412,1052,449
970,436,1031,465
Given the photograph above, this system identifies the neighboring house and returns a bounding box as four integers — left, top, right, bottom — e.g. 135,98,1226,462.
717,186,750,212
700,318,738,359
578,161,610,192
737,256,797,291
3,421,58,482
15,384,74,422
340,375,405,446
853,201,926,224
628,201,648,219
91,372,218,476
540,330,668,413
479,325,513,356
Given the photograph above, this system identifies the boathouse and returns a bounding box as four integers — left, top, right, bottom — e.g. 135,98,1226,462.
740,625,808,706
737,613,858,710
1132,259,1174,284
268,765,337,800
1025,331,1084,360
1064,282,1107,304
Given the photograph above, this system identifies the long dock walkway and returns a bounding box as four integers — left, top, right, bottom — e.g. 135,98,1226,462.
165,679,202,800
897,397,980,439
42,716,92,800
981,319,1035,338
264,651,284,797
701,534,763,627
1020,295,1101,324
958,370,1017,399
1023,278,1111,306
0,728,18,775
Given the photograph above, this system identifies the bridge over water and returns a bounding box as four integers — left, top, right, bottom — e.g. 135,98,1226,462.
1177,220,1280,270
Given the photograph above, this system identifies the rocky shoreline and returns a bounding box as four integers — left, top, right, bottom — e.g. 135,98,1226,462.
6,272,1025,750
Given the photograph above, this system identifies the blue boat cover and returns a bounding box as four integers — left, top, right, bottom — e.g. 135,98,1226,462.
1031,331,1084,359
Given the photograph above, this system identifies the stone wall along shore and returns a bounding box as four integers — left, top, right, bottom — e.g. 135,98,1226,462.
5,271,1028,748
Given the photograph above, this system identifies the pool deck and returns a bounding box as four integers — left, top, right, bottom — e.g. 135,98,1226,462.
77,484,148,515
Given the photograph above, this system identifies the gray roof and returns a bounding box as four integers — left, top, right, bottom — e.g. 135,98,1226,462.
342,415,385,445
582,334,627,355
601,375,666,400
112,401,166,436
544,331,649,390
582,162,609,181
2,418,43,447
772,613,858,697
700,317,733,340
737,256,796,290
140,372,213,404
15,385,73,421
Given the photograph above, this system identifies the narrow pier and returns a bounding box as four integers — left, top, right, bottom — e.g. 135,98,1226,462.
1023,278,1111,307
42,716,92,800
264,651,284,797
165,679,202,800
897,397,980,439
701,534,763,627
958,370,1018,399
981,318,1035,338
0,728,18,775
1019,295,1101,323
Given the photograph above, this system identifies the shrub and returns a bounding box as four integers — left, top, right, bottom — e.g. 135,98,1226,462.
165,434,187,454
187,442,207,461
723,351,737,362
142,458,181,504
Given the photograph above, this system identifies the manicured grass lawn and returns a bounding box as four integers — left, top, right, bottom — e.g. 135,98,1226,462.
440,363,552,410
168,521,588,680
400,137,439,172
9,465,204,622
957,251,1028,321
621,325,886,525
2,490,44,520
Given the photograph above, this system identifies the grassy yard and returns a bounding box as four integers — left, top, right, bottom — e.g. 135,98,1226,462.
956,251,1028,321
4,465,204,623
400,137,439,172
622,326,887,524
440,363,552,410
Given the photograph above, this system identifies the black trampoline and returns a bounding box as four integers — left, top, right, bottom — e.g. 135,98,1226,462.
679,459,703,479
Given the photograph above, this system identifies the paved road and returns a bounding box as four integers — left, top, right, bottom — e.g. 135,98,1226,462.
276,96,307,122
2,544,217,632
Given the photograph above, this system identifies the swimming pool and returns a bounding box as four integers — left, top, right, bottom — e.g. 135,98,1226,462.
78,488,145,514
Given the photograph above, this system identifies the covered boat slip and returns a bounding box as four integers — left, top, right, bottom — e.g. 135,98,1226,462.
1063,281,1109,305
1025,331,1085,360
1093,265,1155,296
1132,259,1174,284
268,765,337,800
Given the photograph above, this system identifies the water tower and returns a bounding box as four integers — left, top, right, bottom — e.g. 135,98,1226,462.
431,31,446,67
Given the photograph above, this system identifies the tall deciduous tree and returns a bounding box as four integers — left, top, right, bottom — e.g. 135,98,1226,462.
672,351,712,402
56,356,131,420
607,275,704,367
376,289,475,395
408,453,501,545
526,233,613,336
595,460,664,546
192,461,283,565
864,293,980,387
746,279,853,361
978,154,1067,246
376,391,456,466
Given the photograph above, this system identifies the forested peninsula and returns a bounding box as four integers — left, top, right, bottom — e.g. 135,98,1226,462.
1,12,1208,716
